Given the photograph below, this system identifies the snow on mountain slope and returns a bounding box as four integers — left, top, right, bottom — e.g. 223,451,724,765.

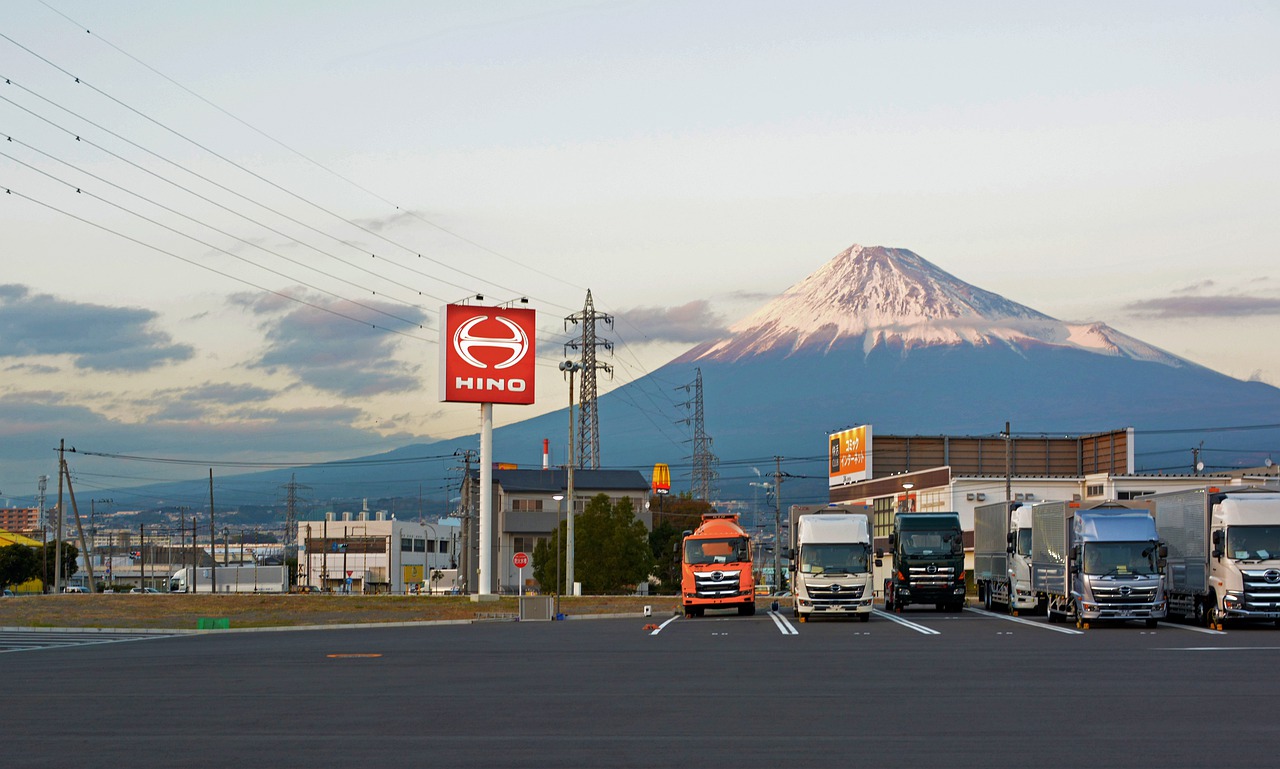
681,244,1191,368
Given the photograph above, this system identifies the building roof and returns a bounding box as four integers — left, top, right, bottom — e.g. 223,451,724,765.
476,468,649,494
0,529,41,547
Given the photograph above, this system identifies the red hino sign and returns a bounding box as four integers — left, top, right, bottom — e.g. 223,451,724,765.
438,304,537,405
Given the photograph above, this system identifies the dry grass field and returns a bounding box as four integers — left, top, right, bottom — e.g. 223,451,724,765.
0,593,690,630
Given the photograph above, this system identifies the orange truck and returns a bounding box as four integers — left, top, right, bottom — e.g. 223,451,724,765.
681,513,757,617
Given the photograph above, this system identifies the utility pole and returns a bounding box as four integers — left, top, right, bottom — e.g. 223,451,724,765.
55,440,64,594
773,456,784,595
1003,421,1012,505
564,289,613,469
209,469,217,594
454,449,478,594
281,474,308,582
37,475,48,593
61,455,95,591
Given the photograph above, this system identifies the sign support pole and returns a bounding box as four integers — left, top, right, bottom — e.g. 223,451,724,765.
479,402,494,596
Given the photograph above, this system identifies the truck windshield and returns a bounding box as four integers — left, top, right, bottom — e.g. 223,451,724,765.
1081,542,1158,576
1016,528,1033,557
900,531,962,557
799,544,870,574
684,537,750,566
1227,526,1280,560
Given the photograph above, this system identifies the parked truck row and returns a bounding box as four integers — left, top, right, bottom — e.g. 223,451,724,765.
685,487,1280,630
974,487,1280,629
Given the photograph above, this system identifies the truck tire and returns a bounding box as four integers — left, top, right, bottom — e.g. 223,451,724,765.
739,602,756,617
859,611,871,623
1145,618,1158,628
982,585,992,611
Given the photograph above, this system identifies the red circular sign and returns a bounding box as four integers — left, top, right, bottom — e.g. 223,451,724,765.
513,552,530,569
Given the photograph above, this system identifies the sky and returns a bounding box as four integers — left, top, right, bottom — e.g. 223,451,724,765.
2,0,1278,503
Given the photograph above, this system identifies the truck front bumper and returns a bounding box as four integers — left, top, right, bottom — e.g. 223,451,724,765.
1079,601,1166,620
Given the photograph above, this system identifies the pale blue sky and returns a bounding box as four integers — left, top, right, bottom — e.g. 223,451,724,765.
1,1,1277,497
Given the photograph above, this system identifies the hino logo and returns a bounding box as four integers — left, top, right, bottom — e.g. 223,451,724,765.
1119,585,1132,596
1266,570,1280,584
711,571,724,581
453,315,529,369
830,584,842,593
926,565,937,574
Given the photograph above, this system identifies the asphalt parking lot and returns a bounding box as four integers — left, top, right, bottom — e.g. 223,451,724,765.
4,607,1278,768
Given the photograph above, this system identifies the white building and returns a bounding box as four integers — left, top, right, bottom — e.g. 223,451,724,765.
296,513,459,595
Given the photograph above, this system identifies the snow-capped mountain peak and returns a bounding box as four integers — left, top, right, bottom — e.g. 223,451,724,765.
680,244,1190,367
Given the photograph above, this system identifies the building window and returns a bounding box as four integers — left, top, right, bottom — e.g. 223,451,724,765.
873,497,894,539
1118,490,1154,500
513,536,534,555
400,537,413,552
427,539,437,553
511,498,544,512
414,538,425,552
1086,484,1104,498
439,540,449,554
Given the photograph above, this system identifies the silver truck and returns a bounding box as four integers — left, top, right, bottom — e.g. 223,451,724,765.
1031,500,1167,628
974,501,1038,613
1144,486,1280,627
789,509,876,622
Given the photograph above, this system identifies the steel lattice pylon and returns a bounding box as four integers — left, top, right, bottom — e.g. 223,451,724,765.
676,367,718,500
564,289,613,469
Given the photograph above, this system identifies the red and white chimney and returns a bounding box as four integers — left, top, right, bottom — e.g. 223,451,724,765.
542,438,549,470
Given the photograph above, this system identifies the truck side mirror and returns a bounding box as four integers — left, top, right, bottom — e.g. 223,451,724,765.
1158,543,1168,559
786,548,795,562
1211,530,1224,559
874,558,883,568
1070,545,1080,563
875,547,884,559
887,533,896,547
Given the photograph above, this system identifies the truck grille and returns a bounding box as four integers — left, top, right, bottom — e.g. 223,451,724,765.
693,569,741,598
1090,583,1158,605
806,583,866,607
908,565,955,589
1240,569,1280,613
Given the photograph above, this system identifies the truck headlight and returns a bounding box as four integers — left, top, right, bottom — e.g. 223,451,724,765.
1224,594,1242,608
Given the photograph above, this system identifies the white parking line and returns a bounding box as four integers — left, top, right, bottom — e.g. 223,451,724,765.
872,609,941,635
648,615,680,636
768,611,799,635
965,607,1083,635
1155,622,1227,636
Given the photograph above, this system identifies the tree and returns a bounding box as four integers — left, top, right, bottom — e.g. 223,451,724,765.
39,541,79,588
648,493,713,594
575,494,654,594
532,494,653,595
0,544,40,590
532,526,564,595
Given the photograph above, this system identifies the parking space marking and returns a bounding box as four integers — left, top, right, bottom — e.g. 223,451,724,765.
872,609,941,635
965,607,1083,635
648,615,680,636
768,611,799,635
1156,622,1227,636
0,630,178,653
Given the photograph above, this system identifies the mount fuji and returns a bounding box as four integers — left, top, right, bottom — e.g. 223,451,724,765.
110,244,1280,509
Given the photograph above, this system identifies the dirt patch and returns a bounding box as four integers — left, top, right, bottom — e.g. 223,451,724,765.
0,594,688,630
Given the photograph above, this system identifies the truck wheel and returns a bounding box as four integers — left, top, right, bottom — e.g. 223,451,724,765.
739,602,756,617
1145,618,1158,629
982,586,992,611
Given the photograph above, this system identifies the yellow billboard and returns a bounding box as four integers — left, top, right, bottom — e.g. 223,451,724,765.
828,425,872,487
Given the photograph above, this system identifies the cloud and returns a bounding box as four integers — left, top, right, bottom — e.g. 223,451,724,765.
616,300,729,343
4,362,61,375
1124,294,1280,319
0,284,193,371
235,289,429,397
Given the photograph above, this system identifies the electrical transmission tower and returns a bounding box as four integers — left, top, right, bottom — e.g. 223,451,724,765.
280,474,309,557
564,289,613,469
675,367,718,500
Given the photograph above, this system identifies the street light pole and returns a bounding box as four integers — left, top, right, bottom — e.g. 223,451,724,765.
552,493,564,618
559,360,582,595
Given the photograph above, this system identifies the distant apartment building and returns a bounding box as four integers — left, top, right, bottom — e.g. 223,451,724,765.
0,507,40,534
